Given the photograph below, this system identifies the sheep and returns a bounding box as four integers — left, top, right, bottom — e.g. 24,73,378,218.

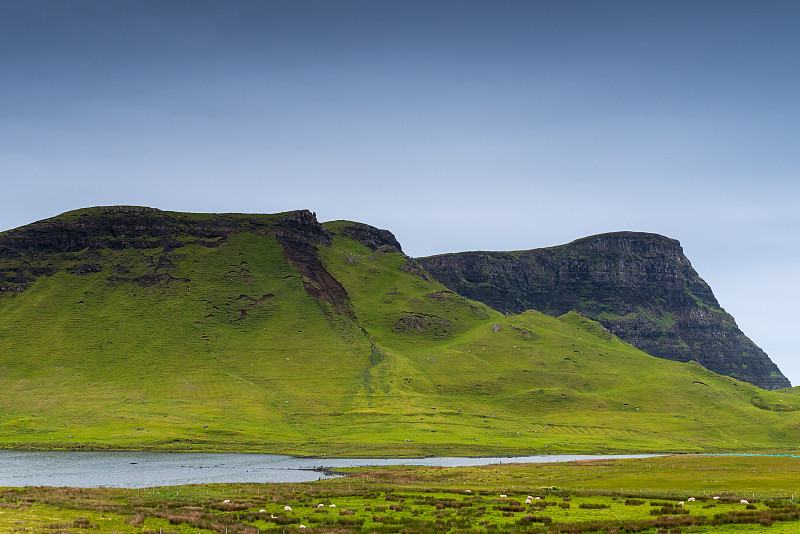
299,525,306,529
525,499,532,504
688,497,695,502
222,499,230,503
329,504,336,508
259,509,266,513
713,496,720,500
527,495,534,500
500,494,507,498
284,505,293,512
535,497,541,501
740,499,749,505
318,503,324,508
678,501,684,506
465,490,472,493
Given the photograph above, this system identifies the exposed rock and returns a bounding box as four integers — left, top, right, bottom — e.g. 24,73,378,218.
418,231,790,390
67,264,103,275
272,210,353,315
272,210,332,249
395,313,452,335
0,206,261,259
0,207,351,316
337,223,402,253
400,258,431,280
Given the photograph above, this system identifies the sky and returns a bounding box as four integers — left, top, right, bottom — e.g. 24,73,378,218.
1,1,798,383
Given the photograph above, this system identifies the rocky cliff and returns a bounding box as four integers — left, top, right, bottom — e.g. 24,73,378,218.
0,206,348,307
418,232,790,390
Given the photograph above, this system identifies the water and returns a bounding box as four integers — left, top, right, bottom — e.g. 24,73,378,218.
0,451,652,488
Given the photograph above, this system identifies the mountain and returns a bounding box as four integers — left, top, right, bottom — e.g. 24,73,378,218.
417,232,789,390
1,207,799,456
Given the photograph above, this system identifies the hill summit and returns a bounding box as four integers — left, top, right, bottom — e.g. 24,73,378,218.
417,232,789,390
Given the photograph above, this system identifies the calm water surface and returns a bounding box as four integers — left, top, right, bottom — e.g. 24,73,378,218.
0,451,652,488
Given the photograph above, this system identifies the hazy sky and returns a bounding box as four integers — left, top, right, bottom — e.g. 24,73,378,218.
2,1,798,384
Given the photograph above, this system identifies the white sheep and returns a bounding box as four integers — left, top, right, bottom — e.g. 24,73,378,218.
465,490,472,493
713,496,720,500
740,499,749,505
535,496,541,501
318,503,324,508
329,504,336,508
259,509,266,513
688,497,695,502
284,505,293,512
500,494,507,498
678,501,684,506
525,499,532,504
222,499,230,503
299,525,306,529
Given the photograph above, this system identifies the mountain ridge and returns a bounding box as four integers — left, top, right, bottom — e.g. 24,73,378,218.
1,206,798,455
417,231,789,390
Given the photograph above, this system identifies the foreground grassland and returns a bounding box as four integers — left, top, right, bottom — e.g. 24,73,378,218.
3,456,800,533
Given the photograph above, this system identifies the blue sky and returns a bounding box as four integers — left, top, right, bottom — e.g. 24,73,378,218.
2,1,798,384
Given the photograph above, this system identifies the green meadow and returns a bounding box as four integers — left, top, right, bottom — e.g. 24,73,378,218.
2,208,800,455
3,455,800,533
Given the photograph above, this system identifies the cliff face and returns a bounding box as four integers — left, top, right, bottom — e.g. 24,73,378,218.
0,206,348,307
418,232,790,390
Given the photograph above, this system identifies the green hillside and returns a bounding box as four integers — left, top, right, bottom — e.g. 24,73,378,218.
1,206,799,456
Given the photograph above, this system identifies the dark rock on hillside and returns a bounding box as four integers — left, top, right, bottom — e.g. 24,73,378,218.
418,232,789,390
0,207,348,313
0,206,258,259
338,223,403,253
326,221,430,282
273,210,332,251
274,211,352,314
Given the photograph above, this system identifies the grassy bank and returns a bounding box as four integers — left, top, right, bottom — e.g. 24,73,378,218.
3,455,800,532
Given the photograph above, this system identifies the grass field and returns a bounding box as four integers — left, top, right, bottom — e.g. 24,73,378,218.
3,455,800,533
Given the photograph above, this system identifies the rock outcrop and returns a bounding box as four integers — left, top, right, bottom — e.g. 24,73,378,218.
418,232,790,390
337,222,403,253
0,207,352,312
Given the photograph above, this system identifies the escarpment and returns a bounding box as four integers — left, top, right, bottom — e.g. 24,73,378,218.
1,207,788,391
418,232,790,390
0,207,348,310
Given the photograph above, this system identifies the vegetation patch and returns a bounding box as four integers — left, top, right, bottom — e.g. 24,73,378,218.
3,456,800,533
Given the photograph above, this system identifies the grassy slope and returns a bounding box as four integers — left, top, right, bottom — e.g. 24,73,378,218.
0,214,374,452
1,210,800,455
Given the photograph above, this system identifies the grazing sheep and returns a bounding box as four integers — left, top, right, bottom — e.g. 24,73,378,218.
740,499,749,505
688,497,695,502
713,496,720,500
284,505,293,512
500,494,507,498
525,499,532,504
329,504,336,508
527,495,534,500
270,515,277,519
678,501,684,506
299,525,306,529
318,503,324,508
259,509,266,513
535,497,541,501
222,499,230,503
465,490,472,493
